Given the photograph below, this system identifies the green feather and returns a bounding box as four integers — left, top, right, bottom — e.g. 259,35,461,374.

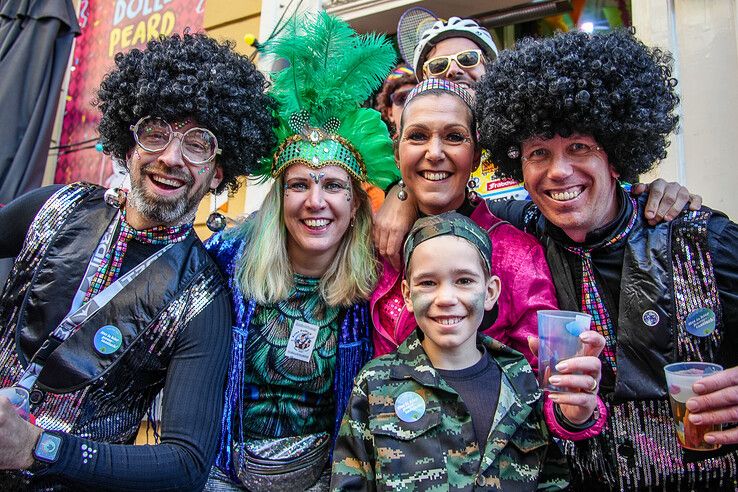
254,11,400,187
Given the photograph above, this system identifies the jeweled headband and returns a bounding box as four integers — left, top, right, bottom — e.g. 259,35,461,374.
403,211,492,274
271,113,366,181
404,78,475,111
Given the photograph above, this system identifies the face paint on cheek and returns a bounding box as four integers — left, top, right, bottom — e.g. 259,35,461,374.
409,290,434,319
197,166,210,175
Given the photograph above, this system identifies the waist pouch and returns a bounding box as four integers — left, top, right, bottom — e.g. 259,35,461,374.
233,432,330,491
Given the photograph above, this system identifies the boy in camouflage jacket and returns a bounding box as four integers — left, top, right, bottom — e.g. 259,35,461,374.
331,213,605,491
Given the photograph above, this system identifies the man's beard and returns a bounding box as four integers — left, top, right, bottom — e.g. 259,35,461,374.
127,163,211,227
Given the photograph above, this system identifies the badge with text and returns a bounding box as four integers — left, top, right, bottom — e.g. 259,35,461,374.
685,308,716,337
394,391,426,423
93,325,123,355
285,320,320,362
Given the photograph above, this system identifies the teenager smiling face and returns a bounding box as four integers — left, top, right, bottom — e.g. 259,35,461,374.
402,235,500,368
397,92,480,216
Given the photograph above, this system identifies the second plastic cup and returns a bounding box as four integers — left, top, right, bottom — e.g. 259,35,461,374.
537,310,592,393
663,362,723,451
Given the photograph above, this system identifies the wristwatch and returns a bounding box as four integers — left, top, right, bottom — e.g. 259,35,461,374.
28,431,62,474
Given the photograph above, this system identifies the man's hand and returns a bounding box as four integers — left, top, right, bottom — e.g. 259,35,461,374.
0,397,41,469
686,365,738,445
529,331,605,424
372,184,418,271
631,178,702,225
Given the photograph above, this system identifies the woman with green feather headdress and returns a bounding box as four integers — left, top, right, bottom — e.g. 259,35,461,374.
203,11,398,491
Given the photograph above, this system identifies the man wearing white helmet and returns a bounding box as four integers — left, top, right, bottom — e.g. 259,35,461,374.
411,15,498,92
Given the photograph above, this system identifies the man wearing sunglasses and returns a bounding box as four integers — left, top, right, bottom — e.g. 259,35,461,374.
411,16,498,92
0,33,275,490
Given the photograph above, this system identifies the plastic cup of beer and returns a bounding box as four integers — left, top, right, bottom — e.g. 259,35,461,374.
663,362,723,451
537,310,592,392
0,386,30,421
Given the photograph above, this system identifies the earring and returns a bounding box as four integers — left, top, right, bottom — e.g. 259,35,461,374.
350,217,355,228
397,179,408,201
206,188,227,232
467,178,480,204
104,187,126,208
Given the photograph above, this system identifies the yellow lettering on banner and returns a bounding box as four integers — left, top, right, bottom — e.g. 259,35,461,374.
108,11,176,58
109,29,121,57
160,10,175,36
121,24,133,48
132,19,146,45
147,12,160,39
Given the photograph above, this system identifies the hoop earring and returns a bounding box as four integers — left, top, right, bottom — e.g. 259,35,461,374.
206,189,227,232
397,179,408,201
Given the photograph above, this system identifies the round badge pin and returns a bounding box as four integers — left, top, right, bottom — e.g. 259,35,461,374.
394,391,426,423
93,325,123,355
642,310,660,327
685,308,716,337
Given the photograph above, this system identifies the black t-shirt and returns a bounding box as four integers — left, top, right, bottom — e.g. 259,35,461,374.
437,346,501,454
0,185,232,491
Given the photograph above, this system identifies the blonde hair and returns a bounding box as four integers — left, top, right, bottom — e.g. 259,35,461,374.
235,175,378,307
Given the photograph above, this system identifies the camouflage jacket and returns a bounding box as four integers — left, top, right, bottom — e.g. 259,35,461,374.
331,330,569,491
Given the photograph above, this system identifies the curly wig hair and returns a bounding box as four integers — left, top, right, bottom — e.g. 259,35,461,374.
476,29,679,183
97,32,277,194
374,64,417,134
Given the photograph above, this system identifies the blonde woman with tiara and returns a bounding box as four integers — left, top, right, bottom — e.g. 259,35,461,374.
203,12,399,491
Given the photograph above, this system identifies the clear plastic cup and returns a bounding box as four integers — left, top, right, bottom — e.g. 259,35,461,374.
0,386,30,421
663,362,723,451
537,310,592,392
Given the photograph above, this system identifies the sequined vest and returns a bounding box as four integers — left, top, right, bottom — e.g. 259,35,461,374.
0,183,225,443
538,197,737,490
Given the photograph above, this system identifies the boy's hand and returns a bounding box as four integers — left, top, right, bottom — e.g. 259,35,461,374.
631,178,702,225
532,331,605,425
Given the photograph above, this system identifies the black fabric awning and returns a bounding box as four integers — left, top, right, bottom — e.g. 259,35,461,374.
0,0,80,204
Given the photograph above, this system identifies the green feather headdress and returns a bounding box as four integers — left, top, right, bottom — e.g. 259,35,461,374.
256,11,399,189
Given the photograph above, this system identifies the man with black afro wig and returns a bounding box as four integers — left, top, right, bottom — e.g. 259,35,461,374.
478,28,738,491
98,31,276,196
0,33,274,490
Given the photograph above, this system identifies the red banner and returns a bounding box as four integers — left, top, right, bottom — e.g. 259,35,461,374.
55,0,206,186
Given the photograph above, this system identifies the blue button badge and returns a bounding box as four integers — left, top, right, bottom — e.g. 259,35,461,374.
93,325,123,355
685,308,716,337
394,391,426,423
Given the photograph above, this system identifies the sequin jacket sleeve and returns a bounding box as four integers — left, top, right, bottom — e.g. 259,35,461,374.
34,289,232,491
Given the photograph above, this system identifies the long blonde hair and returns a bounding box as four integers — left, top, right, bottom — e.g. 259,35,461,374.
235,175,378,307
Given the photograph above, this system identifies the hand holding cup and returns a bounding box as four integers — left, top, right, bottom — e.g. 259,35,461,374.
531,329,605,425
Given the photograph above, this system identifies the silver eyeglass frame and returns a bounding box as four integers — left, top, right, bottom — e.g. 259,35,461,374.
129,115,222,165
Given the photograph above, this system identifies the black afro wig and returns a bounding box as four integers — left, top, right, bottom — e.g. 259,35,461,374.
476,28,679,183
97,32,277,194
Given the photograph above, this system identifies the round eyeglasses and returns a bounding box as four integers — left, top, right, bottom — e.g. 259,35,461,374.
129,116,221,165
423,49,484,77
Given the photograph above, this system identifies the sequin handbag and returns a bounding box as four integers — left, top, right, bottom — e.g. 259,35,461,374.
233,432,330,491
